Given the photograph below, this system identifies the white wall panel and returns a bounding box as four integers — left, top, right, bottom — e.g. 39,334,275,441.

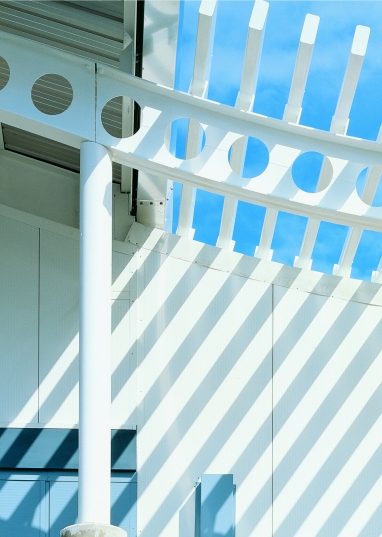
39,229,80,425
39,232,136,427
112,251,136,427
0,215,39,423
136,251,273,537
273,286,382,537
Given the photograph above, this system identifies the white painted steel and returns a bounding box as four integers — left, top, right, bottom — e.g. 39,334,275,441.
294,217,319,270
294,157,333,270
256,207,277,259
283,14,319,124
330,25,370,135
0,31,95,147
79,142,112,524
177,1,216,237
334,227,363,278
190,0,217,98
218,1,268,250
217,195,237,250
177,183,196,238
0,30,382,236
236,0,268,111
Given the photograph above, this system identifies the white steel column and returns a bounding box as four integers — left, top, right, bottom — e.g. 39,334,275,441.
79,141,113,524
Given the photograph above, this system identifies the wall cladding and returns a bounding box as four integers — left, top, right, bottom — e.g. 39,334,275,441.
0,216,39,423
136,250,273,537
1,215,382,537
0,214,136,427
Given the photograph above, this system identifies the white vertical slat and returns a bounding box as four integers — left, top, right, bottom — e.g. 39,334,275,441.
255,208,277,260
177,0,217,238
330,23,371,278
371,256,382,283
217,196,238,250
217,0,269,250
190,0,218,98
334,227,363,278
283,14,320,124
177,184,197,239
294,218,320,270
258,14,318,262
236,0,269,111
360,126,382,205
330,25,370,135
334,127,381,278
296,26,370,273
294,158,332,269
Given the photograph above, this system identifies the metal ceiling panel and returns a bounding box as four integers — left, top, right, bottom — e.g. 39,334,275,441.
0,1,125,66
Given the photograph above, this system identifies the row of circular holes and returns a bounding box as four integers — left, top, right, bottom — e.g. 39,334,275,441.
1,57,381,207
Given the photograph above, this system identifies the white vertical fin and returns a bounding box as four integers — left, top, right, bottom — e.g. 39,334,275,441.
371,256,382,284
283,14,320,124
260,13,319,262
294,218,320,270
330,25,370,135
217,196,238,250
177,0,217,238
236,0,269,111
177,184,196,239
190,0,218,98
218,0,268,251
255,208,277,260
360,125,382,205
333,227,363,278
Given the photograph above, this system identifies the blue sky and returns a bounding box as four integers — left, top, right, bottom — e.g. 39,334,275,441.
171,1,382,281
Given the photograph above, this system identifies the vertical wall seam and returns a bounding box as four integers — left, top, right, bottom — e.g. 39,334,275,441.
37,227,41,423
271,282,274,537
94,65,97,142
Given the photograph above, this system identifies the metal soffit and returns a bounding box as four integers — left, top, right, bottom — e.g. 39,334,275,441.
0,1,125,66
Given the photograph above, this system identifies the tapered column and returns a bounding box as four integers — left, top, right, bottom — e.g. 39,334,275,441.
78,141,112,524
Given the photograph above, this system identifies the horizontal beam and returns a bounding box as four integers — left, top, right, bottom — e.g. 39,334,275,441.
1,30,382,235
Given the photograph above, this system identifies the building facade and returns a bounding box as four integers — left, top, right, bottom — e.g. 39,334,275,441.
0,1,381,537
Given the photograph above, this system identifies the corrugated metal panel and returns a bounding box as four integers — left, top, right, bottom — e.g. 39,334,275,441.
0,1,124,67
2,124,80,172
2,125,122,182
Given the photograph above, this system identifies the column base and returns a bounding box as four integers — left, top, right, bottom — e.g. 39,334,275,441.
60,523,127,537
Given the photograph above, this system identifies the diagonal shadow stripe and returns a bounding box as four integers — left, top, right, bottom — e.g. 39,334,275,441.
273,319,382,497
316,444,382,537
138,286,272,484
274,385,382,536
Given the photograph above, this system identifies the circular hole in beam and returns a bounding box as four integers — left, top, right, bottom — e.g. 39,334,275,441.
292,151,332,193
0,56,10,90
228,136,269,178
32,74,73,115
356,167,382,207
101,96,138,138
165,117,206,159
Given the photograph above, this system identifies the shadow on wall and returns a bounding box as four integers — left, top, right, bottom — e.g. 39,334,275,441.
0,428,137,537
